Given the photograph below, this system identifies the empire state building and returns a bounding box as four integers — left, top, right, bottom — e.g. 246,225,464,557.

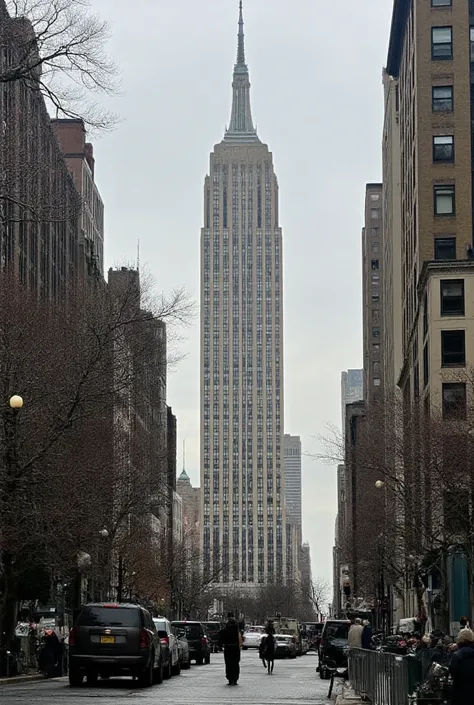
201,2,285,588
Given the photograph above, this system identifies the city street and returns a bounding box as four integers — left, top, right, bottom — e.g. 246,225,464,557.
0,652,330,704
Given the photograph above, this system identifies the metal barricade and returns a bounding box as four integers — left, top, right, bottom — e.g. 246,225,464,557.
349,648,418,705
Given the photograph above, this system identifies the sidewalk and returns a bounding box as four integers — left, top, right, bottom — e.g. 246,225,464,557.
0,673,46,685
335,684,363,705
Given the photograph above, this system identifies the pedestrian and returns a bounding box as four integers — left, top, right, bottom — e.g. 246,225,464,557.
263,623,275,675
348,618,364,648
361,620,373,650
449,628,474,705
218,612,242,685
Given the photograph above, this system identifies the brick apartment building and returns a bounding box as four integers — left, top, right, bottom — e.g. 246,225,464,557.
0,2,83,299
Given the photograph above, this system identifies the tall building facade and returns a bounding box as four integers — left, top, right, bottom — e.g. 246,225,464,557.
340,369,363,431
362,184,384,404
383,0,474,629
201,2,286,587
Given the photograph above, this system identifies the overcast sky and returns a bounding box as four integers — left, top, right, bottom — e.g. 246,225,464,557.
91,0,394,589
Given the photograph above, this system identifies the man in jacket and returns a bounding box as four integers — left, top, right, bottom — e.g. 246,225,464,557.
449,628,474,705
218,613,242,685
348,619,364,648
361,621,373,650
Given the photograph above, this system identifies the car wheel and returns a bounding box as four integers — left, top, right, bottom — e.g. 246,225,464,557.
86,672,98,684
138,657,154,688
153,659,163,685
205,653,210,665
172,660,181,676
69,668,84,687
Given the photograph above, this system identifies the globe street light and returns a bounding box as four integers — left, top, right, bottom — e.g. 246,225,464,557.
9,395,23,409
99,529,109,538
375,480,385,489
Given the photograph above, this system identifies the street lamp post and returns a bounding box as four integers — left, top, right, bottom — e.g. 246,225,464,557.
0,396,24,649
375,480,387,635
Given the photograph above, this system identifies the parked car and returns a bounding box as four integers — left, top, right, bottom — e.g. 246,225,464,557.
242,626,265,650
68,602,163,688
274,634,297,659
202,622,222,653
173,626,191,669
171,621,210,665
318,620,350,680
310,622,325,653
152,617,180,678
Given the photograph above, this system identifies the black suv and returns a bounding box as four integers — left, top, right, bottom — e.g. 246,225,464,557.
318,620,351,679
69,603,163,687
171,621,211,665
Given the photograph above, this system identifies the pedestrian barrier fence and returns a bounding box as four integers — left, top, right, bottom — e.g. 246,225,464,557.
348,648,420,705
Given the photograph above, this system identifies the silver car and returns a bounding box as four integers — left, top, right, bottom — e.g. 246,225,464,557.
242,626,264,650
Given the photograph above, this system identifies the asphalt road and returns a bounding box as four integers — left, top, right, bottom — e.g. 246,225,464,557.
0,651,331,704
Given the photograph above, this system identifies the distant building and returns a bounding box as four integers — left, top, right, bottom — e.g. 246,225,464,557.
200,2,286,587
173,491,183,543
340,370,363,431
283,435,302,527
51,118,104,278
177,469,200,549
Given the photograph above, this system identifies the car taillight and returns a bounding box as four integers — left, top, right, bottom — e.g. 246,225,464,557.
69,628,77,647
201,636,207,644
140,629,149,649
160,636,169,646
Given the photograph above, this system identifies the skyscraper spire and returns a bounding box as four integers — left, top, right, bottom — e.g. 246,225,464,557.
224,1,260,143
236,0,245,67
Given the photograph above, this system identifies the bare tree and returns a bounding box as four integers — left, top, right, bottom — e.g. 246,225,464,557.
0,270,194,646
1,0,119,130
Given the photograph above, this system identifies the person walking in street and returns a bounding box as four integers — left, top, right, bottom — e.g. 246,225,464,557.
348,618,364,648
449,628,474,705
262,622,275,674
218,612,242,685
361,620,373,650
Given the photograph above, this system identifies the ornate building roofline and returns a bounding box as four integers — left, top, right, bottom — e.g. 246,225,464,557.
223,1,260,144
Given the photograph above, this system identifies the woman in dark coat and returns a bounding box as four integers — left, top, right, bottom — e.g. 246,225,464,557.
449,628,474,705
218,613,242,685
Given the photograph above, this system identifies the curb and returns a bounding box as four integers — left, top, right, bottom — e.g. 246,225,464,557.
0,674,55,685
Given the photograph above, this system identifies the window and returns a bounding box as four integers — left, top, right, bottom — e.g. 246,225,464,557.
373,361,381,375
423,343,429,387
431,27,452,60
372,327,380,338
372,294,380,303
442,382,466,419
441,330,465,367
434,237,456,260
371,208,380,220
372,309,380,322
373,343,380,353
471,28,474,62
371,242,379,252
371,274,380,286
371,259,379,270
434,185,455,215
373,378,381,387
370,193,380,201
441,279,464,316
432,85,453,112
431,0,451,5
433,135,454,162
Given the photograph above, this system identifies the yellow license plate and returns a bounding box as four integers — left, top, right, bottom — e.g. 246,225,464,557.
100,636,115,644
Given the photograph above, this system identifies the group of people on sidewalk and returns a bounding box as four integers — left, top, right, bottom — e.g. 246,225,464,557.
348,618,373,650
